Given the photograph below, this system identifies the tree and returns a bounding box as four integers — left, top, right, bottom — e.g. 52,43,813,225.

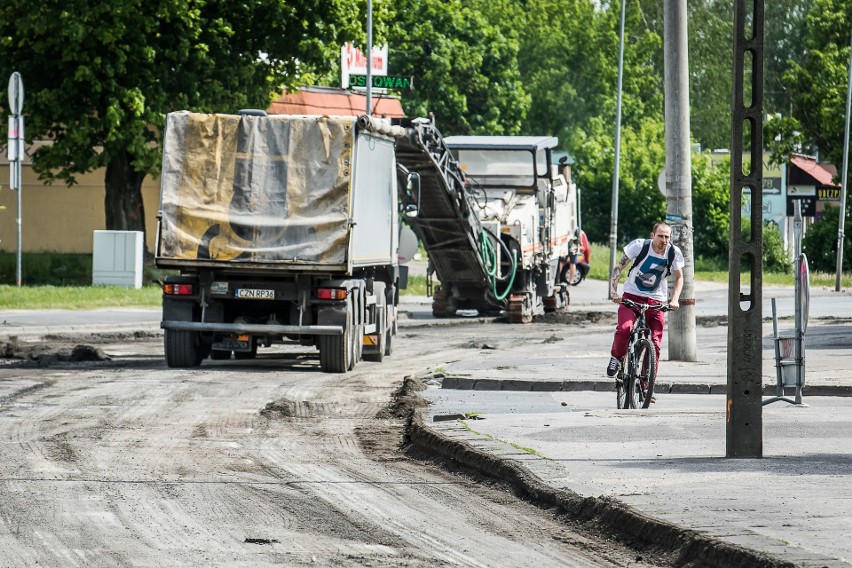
0,0,362,251
388,0,529,135
802,204,852,273
691,152,731,262
571,117,667,245
634,0,811,152
783,0,852,167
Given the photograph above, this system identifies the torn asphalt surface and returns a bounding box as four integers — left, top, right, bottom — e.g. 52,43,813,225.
2,277,851,567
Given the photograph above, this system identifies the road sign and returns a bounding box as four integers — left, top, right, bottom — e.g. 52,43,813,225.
349,74,414,91
7,116,22,161
8,71,24,116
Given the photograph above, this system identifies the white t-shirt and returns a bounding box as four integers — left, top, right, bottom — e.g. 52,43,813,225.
622,238,685,302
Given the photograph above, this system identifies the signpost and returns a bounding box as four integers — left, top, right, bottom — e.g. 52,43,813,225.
7,72,24,287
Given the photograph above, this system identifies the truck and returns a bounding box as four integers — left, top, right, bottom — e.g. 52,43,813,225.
394,118,578,323
155,110,409,372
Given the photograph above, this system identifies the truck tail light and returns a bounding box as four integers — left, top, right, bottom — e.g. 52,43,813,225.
164,283,194,295
316,287,347,300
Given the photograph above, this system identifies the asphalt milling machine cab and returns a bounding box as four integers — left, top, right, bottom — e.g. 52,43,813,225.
394,118,578,323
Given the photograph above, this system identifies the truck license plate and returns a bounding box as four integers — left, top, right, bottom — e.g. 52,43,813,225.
235,288,275,299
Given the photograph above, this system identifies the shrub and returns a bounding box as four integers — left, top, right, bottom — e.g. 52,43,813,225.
738,220,791,274
802,204,852,273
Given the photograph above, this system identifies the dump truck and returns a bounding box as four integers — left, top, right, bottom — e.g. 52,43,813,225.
394,118,577,323
155,110,409,372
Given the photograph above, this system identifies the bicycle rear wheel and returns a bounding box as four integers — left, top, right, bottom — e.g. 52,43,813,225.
635,338,657,409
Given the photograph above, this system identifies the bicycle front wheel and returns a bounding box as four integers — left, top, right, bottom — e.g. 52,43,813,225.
635,338,657,409
624,354,639,409
616,369,627,409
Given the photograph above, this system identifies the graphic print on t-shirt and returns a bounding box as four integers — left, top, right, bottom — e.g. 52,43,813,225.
634,255,668,293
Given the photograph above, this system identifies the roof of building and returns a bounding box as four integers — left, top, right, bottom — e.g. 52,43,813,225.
789,154,838,187
267,86,405,118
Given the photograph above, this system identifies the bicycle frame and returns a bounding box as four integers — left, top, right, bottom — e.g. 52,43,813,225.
616,298,670,409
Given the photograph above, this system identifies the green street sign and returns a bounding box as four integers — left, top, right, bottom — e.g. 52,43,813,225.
349,74,414,91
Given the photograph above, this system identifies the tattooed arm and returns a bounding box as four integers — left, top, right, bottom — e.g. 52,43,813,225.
610,254,631,304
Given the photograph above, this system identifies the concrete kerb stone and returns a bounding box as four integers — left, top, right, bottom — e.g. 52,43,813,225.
529,381,563,392
562,380,599,392
406,404,796,568
499,379,536,391
438,378,852,399
670,383,713,395
440,376,475,390
472,379,501,391
804,385,852,396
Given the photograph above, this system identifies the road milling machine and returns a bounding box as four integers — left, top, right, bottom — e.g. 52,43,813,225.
394,118,578,323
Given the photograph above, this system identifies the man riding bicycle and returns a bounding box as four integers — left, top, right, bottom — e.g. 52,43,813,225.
607,222,684,383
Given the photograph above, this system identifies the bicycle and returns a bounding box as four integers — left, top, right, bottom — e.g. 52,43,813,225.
615,298,671,409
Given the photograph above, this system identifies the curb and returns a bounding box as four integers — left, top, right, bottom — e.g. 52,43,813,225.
0,324,162,342
438,377,852,397
404,381,796,568
0,311,486,343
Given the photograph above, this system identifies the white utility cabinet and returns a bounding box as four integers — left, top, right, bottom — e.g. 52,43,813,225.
92,230,144,288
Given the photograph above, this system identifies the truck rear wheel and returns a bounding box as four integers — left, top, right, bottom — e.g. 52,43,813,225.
384,312,393,357
363,310,385,363
349,324,362,370
164,329,203,368
319,307,352,373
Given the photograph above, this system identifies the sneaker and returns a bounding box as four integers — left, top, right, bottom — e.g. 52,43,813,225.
606,356,621,377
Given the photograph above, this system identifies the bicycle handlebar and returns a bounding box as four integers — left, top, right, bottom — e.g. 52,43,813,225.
620,298,672,312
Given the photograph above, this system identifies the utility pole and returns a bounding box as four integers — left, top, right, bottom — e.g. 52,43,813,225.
836,28,852,292
663,0,696,360
607,0,627,299
727,0,765,458
365,0,373,116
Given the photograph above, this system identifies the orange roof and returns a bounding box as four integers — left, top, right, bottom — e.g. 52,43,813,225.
789,154,838,187
268,87,405,118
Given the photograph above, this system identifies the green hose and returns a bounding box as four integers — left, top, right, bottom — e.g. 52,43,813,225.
480,230,517,301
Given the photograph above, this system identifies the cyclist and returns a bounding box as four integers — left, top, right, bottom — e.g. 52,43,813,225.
606,222,684,384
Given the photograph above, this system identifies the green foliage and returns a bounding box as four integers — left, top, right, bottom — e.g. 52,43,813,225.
635,0,812,151
0,252,172,287
762,221,791,273
587,242,612,281
691,153,731,261
740,220,792,274
0,0,363,236
403,275,432,297
764,115,810,166
0,253,91,286
572,117,666,246
783,0,852,166
802,204,852,272
0,285,162,310
388,0,528,134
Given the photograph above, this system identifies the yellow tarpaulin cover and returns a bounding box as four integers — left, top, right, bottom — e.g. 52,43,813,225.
158,111,354,265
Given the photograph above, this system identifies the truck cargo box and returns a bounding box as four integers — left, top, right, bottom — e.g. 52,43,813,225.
156,111,398,273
